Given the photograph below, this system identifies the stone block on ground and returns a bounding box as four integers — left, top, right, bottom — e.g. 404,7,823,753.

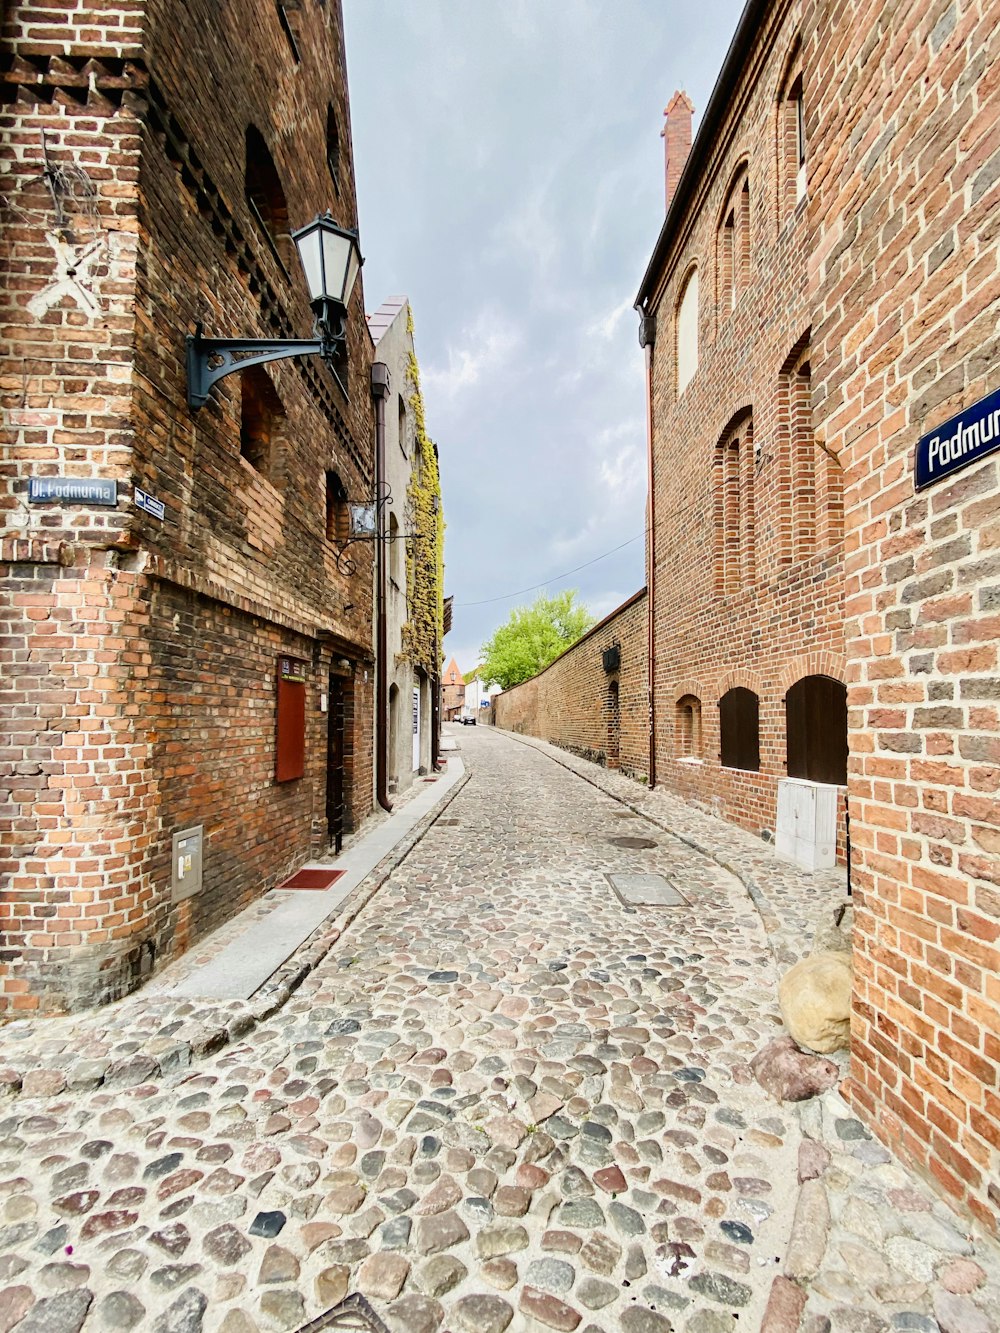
778,952,852,1053
751,1036,840,1102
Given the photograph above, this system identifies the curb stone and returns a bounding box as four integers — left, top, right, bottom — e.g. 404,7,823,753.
0,765,473,1101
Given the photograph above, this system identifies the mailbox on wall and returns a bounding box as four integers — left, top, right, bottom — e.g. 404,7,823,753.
276,656,307,782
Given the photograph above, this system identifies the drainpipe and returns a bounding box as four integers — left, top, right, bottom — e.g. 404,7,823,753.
640,311,657,788
371,361,392,812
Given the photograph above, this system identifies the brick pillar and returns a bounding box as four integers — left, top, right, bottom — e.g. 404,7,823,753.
662,90,695,211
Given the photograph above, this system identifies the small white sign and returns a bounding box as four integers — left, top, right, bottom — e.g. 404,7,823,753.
135,486,165,520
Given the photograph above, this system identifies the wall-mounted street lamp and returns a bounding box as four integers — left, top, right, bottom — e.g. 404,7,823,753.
186,212,363,411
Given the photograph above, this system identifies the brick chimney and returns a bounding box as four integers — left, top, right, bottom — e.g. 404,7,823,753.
662,90,695,211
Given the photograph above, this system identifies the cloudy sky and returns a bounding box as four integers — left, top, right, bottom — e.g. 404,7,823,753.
344,0,744,675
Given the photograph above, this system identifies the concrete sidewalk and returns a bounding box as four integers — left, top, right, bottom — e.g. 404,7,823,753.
0,752,469,1098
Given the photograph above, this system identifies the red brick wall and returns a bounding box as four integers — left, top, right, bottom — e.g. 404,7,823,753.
642,0,847,845
495,590,648,779
808,0,1000,1232
0,0,375,1014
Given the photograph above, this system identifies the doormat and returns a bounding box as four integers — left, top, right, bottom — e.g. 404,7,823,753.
607,872,688,907
278,868,347,891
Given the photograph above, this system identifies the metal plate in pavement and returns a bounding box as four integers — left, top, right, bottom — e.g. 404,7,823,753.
607,872,688,906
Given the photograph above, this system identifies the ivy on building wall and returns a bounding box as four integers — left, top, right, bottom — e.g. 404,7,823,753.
401,313,444,675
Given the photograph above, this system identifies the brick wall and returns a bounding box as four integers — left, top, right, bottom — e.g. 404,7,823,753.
0,0,376,1014
494,590,648,779
808,0,1000,1232
640,0,847,846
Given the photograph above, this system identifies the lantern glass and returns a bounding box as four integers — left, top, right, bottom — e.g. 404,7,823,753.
293,214,362,310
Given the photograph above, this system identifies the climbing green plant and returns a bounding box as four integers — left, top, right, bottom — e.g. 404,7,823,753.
401,312,444,674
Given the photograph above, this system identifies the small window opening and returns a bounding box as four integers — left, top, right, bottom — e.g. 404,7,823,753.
676,694,702,759
325,469,348,544
241,366,285,480
398,395,408,457
245,125,292,273
276,3,302,63
326,105,340,194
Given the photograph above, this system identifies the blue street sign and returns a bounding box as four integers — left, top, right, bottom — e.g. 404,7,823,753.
135,486,166,520
915,386,1000,491
28,476,117,505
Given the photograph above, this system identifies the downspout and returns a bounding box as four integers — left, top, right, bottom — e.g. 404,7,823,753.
640,311,657,788
371,361,393,812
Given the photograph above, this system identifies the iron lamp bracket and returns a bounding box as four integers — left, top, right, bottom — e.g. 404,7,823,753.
186,317,344,411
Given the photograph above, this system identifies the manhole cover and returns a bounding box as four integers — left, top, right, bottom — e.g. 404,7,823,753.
607,872,688,906
609,835,658,849
296,1293,391,1332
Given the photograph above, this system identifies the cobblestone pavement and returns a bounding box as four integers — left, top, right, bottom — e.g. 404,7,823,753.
0,727,996,1332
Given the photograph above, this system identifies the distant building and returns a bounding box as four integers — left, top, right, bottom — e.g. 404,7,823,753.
0,0,375,1013
441,657,465,722
368,298,443,793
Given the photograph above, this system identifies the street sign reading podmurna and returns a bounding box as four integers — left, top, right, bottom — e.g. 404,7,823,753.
915,385,1000,490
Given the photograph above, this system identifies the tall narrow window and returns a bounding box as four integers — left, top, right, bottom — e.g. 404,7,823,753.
713,409,754,593
398,395,408,457
676,266,699,395
325,470,348,544
246,125,291,272
778,336,821,562
326,105,340,195
720,688,760,771
241,366,286,481
718,169,750,319
786,675,847,785
779,48,806,219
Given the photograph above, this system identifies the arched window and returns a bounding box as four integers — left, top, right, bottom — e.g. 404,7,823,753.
676,694,702,759
786,675,847,785
676,266,699,395
778,48,806,219
718,169,750,319
720,688,760,771
245,124,291,272
240,366,285,480
713,409,754,593
326,105,340,194
325,469,348,544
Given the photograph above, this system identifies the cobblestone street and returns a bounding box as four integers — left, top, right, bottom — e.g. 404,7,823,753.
0,727,996,1333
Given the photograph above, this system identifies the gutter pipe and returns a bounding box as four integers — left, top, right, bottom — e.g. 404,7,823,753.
371,361,392,813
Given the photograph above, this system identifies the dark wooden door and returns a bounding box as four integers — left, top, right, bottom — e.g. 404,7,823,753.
327,675,346,853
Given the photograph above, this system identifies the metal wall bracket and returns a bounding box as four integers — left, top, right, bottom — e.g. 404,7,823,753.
186,324,332,410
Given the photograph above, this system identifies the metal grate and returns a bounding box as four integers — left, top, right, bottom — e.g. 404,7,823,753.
295,1294,391,1333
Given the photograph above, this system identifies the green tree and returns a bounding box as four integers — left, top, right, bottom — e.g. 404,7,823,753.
479,591,595,691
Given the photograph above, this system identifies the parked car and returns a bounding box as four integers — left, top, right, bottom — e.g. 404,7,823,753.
460,713,477,725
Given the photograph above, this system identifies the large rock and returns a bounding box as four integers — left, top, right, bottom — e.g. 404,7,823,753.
751,1036,840,1102
778,951,852,1053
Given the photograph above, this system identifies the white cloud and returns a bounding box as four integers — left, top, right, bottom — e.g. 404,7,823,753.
423,309,520,401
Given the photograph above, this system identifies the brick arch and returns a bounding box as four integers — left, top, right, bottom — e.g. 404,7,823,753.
717,668,764,699
671,679,705,706
776,651,846,696
715,157,750,231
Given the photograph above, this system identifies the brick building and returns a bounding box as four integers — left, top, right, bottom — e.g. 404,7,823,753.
636,5,847,860
367,297,444,796
637,0,1000,1231
441,656,464,723
0,0,376,1014
495,590,648,777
